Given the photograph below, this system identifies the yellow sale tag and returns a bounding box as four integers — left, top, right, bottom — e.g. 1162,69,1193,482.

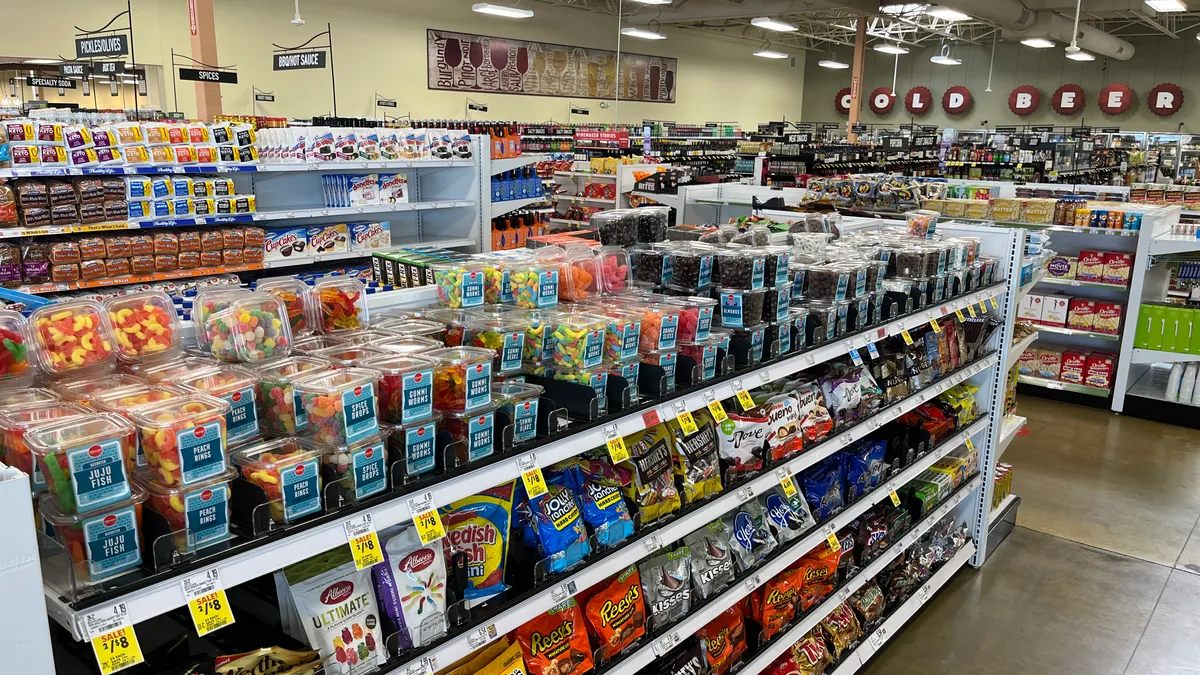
707,399,728,424
606,435,630,463
965,437,975,452
736,389,755,411
781,476,798,499
826,532,841,552
967,304,977,318
521,465,549,499
930,319,941,334
900,329,914,346
92,627,144,674
187,589,235,636
677,410,699,435
889,490,901,507
412,509,446,546
990,296,999,310
350,530,385,569
955,309,965,321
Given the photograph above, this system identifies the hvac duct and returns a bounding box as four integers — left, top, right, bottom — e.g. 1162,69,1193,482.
932,0,1136,59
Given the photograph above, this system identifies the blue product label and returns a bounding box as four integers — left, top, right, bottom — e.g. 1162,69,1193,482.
779,319,793,354
774,252,790,286
935,276,946,301
588,373,609,404
826,315,836,340
751,257,765,289
178,421,225,486
537,270,559,308
500,269,514,303
621,322,641,359
500,332,523,373
461,270,485,308
855,269,867,297
281,459,320,521
352,440,387,500
0,144,9,163
401,370,434,425
701,345,717,380
835,273,849,301
792,269,805,300
937,249,947,274
404,420,437,476
467,411,495,462
185,483,230,549
620,362,639,400
661,254,673,285
341,382,379,444
776,285,792,321
293,389,308,430
151,179,170,198
659,313,679,350
538,330,555,359
67,438,131,513
511,397,539,443
492,179,503,202
836,305,848,335
698,255,713,287
224,387,259,444
721,292,744,329
750,327,765,362
31,459,45,491
465,361,493,410
659,354,677,390
583,329,603,368
83,506,141,578
696,306,714,341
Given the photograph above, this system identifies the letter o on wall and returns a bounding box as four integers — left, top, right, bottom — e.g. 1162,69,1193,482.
1008,85,1040,116
906,86,932,114
1148,83,1184,117
1052,83,1085,115
835,87,852,115
869,87,894,114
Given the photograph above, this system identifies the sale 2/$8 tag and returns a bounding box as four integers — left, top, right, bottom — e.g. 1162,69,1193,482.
672,402,699,435
406,492,446,546
344,513,385,569
704,390,728,423
603,424,630,463
86,604,144,675
900,329,914,346
182,569,235,636
517,453,548,499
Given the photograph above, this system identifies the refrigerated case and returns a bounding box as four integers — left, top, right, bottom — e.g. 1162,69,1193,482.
1177,134,1200,182
1147,133,1180,176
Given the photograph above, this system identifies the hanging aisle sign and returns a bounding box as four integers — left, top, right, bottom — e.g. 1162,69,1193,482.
29,76,76,89
76,34,128,59
274,51,327,70
178,68,238,84
60,63,89,77
97,61,125,76
254,93,275,102
377,99,397,108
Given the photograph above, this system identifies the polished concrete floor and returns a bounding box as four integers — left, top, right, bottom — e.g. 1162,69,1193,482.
861,397,1200,675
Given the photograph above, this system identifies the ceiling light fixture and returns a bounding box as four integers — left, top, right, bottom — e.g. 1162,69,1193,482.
880,4,927,15
751,17,798,32
754,49,790,59
930,44,961,65
1066,49,1095,60
926,7,971,21
628,0,672,4
471,3,534,18
621,27,667,39
818,58,850,68
874,43,909,54
1021,38,1055,48
1146,0,1187,12
22,58,58,65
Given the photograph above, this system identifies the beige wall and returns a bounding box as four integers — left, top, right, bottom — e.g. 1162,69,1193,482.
0,0,806,127
800,36,1199,133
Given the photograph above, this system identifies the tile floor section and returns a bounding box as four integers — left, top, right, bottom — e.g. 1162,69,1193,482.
861,397,1200,675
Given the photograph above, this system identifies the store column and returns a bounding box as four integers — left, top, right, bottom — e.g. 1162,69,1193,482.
847,19,866,142
189,0,223,120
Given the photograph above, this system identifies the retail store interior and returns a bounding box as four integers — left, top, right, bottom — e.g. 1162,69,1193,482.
7,1,1200,675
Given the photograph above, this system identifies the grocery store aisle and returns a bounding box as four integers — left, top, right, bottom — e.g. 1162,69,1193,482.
860,398,1200,675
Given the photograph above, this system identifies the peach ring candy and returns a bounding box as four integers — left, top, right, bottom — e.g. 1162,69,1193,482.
105,290,182,363
134,466,236,554
30,299,117,377
176,365,263,447
127,393,231,489
231,436,325,524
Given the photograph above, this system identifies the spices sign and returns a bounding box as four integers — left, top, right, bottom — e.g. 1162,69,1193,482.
178,68,238,84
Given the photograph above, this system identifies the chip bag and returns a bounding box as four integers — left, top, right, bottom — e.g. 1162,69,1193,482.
515,598,595,675
667,412,722,504
441,482,515,606
584,565,646,660
619,423,681,524
700,606,747,675
820,600,862,660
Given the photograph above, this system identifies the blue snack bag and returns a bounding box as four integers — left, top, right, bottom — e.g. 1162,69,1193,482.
802,456,845,521
552,460,634,547
843,440,887,501
521,483,591,574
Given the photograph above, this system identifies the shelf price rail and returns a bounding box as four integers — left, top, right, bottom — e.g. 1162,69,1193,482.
46,282,1004,645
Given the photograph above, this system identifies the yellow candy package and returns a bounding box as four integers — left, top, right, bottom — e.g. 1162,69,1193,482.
666,413,722,504
479,642,529,675
618,423,681,525
441,482,515,606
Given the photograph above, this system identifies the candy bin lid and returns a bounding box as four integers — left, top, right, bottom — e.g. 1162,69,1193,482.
426,345,496,366
221,292,295,363
329,327,402,346
359,353,438,376
176,365,258,397
0,401,92,437
126,393,232,433
255,277,320,338
39,482,147,526
0,309,35,384
30,299,118,378
230,436,326,474
292,366,381,398
314,277,369,333
24,411,138,459
255,355,331,381
133,465,237,499
373,335,444,356
495,379,543,404
104,291,183,364
141,357,220,384
293,335,349,354
53,375,139,404
92,384,190,413
388,318,450,339
309,344,391,369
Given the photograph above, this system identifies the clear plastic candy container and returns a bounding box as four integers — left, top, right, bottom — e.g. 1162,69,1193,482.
668,243,716,290
361,354,438,425
534,363,609,410
633,206,670,243
128,394,231,489
763,283,793,323
309,344,390,369
598,247,633,294
294,367,381,447
31,299,117,377
666,296,717,343
478,253,523,304
717,287,767,329
432,261,487,309
0,402,92,493
496,380,543,445
590,307,641,362
321,431,389,502
563,247,603,302
509,260,560,309
93,384,189,416
0,387,62,407
332,328,402,347
315,277,369,332
389,318,450,343
551,314,607,370
441,404,499,466
391,414,441,479
679,336,721,382
587,209,637,247
641,348,678,393
204,293,294,363
374,335,444,357
54,374,138,405
464,315,526,375
177,365,262,447
27,413,138,515
255,356,329,435
135,466,236,553
603,356,640,400
427,346,494,413
716,249,766,290
41,485,146,582
256,278,318,338
424,308,475,347
732,323,768,366
105,291,182,364
0,310,34,384
507,309,564,362
632,303,680,351
293,335,349,355
630,247,672,287
231,437,324,524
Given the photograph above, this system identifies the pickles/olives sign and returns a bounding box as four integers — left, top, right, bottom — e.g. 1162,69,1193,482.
75,34,128,59
427,29,678,103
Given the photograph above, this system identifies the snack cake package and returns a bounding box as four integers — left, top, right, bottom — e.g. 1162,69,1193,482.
441,482,515,607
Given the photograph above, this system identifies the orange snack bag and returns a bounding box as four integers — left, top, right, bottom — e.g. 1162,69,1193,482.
584,565,646,660
700,605,747,675
749,566,800,640
515,597,594,675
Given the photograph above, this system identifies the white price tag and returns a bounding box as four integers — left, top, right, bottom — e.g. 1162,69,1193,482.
643,534,662,554
466,623,498,651
551,580,578,605
407,492,434,518
343,512,375,540
736,485,754,501
869,628,887,650
733,377,746,392
917,584,933,604
775,466,792,482
805,354,816,366
744,574,762,592
406,658,433,675
759,370,771,384
83,603,132,641
866,342,880,359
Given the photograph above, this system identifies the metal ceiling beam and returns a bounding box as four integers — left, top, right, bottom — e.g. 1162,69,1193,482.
1129,8,1179,38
